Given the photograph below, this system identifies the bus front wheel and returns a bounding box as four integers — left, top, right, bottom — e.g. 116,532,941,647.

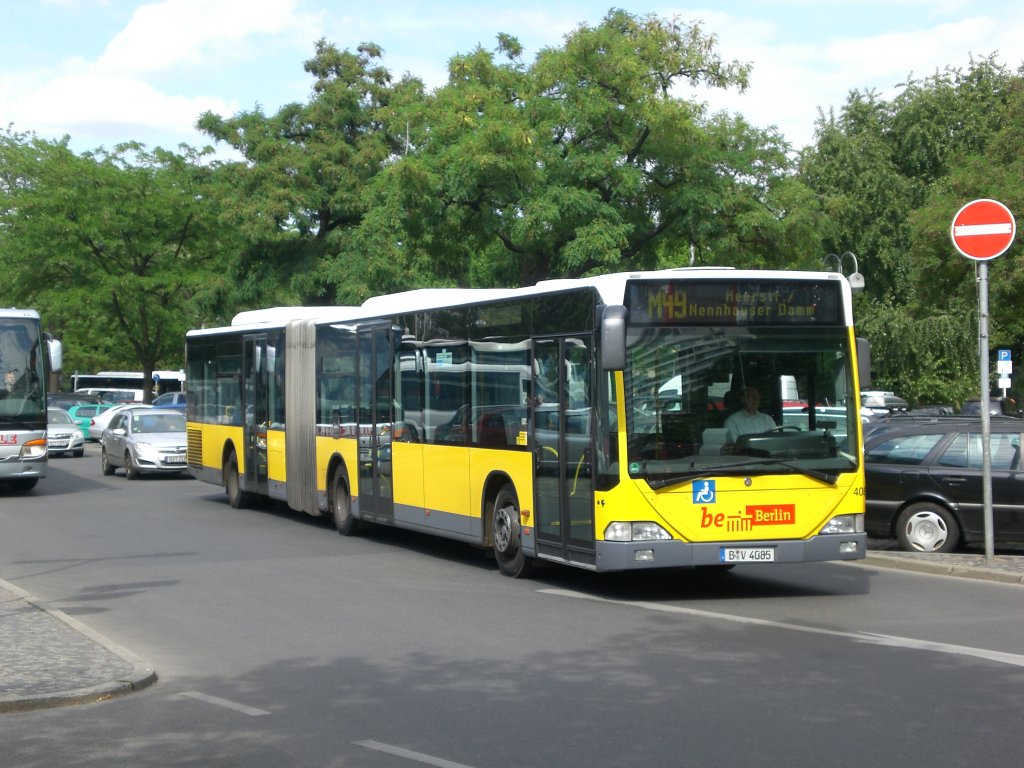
331,468,359,536
224,452,252,509
492,484,531,578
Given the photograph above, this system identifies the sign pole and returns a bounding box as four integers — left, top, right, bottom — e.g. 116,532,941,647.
951,198,1016,563
978,263,994,562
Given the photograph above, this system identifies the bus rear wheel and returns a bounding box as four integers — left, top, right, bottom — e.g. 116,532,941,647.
331,468,359,536
492,483,531,578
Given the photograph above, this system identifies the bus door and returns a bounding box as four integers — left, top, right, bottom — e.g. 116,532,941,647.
242,335,269,489
357,324,395,524
532,336,595,566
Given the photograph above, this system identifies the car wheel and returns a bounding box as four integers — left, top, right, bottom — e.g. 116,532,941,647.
330,467,359,536
491,483,532,578
895,502,960,553
73,449,84,458
125,451,140,480
100,448,115,476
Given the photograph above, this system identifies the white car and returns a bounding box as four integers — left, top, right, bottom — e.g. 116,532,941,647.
99,408,188,478
47,407,85,457
87,403,152,441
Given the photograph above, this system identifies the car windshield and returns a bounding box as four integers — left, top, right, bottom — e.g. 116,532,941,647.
48,408,74,424
624,324,859,484
131,413,185,433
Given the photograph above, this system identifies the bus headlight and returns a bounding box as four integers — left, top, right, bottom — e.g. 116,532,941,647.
604,521,672,542
819,514,864,535
20,438,47,460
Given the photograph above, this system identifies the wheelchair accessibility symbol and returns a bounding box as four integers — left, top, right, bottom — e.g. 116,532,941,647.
693,480,716,504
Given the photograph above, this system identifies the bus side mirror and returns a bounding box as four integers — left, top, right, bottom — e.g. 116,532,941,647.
856,337,871,389
47,335,63,373
600,305,627,371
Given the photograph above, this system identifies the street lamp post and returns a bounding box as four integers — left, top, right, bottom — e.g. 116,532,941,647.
826,252,865,292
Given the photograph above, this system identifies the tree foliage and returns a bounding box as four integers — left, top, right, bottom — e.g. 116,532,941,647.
800,56,1024,405
0,130,231,395
197,10,819,304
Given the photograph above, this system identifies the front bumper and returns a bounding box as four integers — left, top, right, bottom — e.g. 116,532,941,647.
594,533,868,571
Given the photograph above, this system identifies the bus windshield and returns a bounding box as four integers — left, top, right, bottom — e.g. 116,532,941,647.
0,318,46,427
624,324,859,486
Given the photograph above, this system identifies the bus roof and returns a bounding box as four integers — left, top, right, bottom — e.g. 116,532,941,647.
230,306,361,326
0,308,42,320
188,267,850,336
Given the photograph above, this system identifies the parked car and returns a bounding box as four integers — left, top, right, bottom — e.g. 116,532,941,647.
46,407,85,457
960,397,1021,417
864,417,1024,552
88,403,153,441
151,391,187,411
99,408,188,478
65,402,115,440
860,390,909,419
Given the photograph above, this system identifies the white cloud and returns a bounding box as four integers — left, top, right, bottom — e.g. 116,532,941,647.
14,69,235,149
2,0,321,151
97,0,313,75
687,8,1024,149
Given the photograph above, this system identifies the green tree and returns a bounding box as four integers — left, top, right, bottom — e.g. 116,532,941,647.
199,10,826,305
0,129,231,398
390,9,824,288
198,40,426,306
799,59,1024,405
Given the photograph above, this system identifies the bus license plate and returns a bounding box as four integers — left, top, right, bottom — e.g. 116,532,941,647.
720,547,776,563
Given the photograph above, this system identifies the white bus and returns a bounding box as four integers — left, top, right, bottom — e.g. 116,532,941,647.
72,370,185,402
0,308,63,491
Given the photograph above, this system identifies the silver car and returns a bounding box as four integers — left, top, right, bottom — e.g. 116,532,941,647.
88,403,152,441
99,408,188,478
47,407,85,457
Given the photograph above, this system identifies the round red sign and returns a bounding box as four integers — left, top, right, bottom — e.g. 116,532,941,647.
950,198,1016,261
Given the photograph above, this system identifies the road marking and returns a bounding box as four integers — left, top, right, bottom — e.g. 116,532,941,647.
355,740,478,768
177,691,271,716
539,588,1024,668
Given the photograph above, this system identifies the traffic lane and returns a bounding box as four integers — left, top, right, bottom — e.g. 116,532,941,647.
6,450,1024,674
3,566,1022,768
5,459,1024,765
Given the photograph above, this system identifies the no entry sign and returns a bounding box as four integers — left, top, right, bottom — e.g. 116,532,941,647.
951,198,1016,261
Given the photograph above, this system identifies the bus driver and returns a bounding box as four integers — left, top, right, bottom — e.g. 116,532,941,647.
724,385,776,445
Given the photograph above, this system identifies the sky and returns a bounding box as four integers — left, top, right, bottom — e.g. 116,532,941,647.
3,0,1024,157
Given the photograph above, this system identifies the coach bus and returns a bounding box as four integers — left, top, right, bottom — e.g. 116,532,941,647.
0,308,63,492
185,268,869,576
72,370,185,402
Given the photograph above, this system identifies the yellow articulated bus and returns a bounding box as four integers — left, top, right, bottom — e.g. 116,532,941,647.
185,268,869,577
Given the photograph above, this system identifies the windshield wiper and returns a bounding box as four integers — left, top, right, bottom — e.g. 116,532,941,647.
642,457,844,489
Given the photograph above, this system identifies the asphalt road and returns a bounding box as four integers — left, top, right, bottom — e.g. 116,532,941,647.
2,446,1023,768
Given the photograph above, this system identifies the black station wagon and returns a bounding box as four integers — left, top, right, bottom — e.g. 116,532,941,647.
864,416,1024,552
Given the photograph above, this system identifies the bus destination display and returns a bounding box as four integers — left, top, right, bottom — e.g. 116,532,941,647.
627,280,842,326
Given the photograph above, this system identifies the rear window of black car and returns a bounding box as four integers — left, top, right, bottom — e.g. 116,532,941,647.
937,432,1020,470
865,433,944,465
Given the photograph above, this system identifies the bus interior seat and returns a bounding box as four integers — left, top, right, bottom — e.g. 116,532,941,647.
700,427,728,455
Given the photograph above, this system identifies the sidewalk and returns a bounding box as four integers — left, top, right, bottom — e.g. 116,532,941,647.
0,578,157,713
3,547,1022,713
